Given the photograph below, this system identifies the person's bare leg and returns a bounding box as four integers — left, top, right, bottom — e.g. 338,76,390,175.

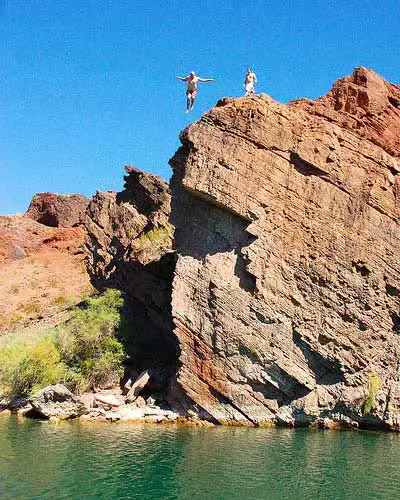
190,95,196,111
186,95,191,112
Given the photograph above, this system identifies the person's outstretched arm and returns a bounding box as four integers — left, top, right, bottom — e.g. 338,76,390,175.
198,77,215,83
254,74,258,83
176,76,188,81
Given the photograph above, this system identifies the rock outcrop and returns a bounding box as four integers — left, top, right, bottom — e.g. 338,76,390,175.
295,66,400,158
169,67,400,429
84,166,177,389
26,192,90,228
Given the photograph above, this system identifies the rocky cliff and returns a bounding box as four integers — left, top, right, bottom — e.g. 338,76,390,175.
84,166,177,388
168,67,400,429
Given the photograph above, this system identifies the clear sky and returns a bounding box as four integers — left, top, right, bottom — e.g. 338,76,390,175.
1,0,399,214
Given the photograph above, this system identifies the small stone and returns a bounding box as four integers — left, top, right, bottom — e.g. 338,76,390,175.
146,396,156,406
135,396,146,408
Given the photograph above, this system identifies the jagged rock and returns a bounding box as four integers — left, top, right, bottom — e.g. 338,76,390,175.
84,166,178,389
146,395,156,406
134,396,146,407
169,67,400,429
29,384,87,420
294,67,400,158
26,193,90,228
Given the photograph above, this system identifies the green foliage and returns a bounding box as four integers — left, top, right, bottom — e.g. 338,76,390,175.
0,289,126,398
134,225,172,251
56,289,125,392
0,337,67,397
363,373,382,416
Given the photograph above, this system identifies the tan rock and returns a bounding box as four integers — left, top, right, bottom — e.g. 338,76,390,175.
169,67,400,429
126,370,151,401
94,393,124,408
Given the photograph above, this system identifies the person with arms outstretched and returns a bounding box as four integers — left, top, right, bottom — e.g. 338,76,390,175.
244,68,257,96
177,71,215,112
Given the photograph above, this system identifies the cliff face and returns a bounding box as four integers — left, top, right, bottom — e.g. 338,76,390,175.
169,67,400,428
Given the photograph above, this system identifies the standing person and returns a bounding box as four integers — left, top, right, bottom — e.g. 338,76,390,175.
244,68,257,96
176,71,215,112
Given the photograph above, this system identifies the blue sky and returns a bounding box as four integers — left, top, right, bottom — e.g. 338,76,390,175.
1,0,399,214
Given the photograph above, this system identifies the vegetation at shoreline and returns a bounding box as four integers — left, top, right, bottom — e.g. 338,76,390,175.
0,289,126,398
363,373,382,416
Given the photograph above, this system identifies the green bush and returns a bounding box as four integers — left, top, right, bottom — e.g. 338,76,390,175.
55,289,125,392
0,337,67,397
0,289,126,398
363,373,381,416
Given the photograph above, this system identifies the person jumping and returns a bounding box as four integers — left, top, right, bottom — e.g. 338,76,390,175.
177,71,215,112
244,68,257,96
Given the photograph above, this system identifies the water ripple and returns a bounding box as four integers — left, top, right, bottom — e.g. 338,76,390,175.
0,418,399,499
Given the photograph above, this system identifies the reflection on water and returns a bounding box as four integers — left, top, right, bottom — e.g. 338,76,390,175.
0,417,399,499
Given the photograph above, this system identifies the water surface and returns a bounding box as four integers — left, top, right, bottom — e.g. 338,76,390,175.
0,416,398,499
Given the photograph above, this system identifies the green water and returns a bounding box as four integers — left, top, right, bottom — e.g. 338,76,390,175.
0,417,399,500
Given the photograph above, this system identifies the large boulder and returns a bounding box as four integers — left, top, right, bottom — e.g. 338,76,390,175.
26,192,90,228
29,385,87,419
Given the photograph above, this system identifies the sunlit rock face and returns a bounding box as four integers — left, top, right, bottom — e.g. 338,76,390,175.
169,67,400,429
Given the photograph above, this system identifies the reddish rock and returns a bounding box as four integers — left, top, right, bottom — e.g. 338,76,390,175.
291,67,400,159
0,214,92,331
26,192,90,228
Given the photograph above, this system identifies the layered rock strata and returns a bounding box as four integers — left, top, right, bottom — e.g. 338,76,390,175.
169,67,400,428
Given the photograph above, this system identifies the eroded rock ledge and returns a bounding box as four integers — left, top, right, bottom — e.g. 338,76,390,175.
169,67,400,429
